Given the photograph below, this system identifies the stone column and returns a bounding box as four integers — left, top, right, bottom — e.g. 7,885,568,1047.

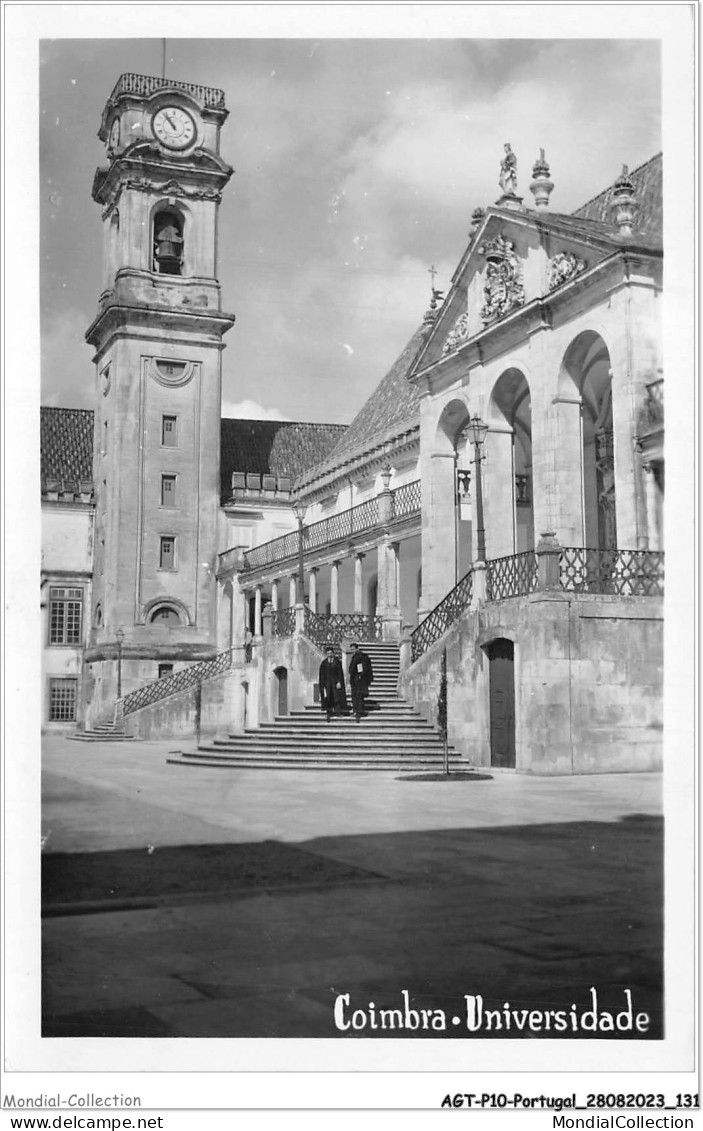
309,567,318,612
420,450,456,616
482,427,515,560
289,574,297,606
254,585,263,637
354,552,365,613
643,463,663,551
376,542,389,615
271,579,279,610
330,560,340,614
216,578,233,652
379,539,402,640
551,395,584,546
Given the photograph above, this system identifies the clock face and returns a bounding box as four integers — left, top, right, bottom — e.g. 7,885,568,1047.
152,106,196,150
109,118,120,149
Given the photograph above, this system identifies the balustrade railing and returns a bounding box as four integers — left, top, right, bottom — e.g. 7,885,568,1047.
559,547,665,596
225,481,421,575
109,73,226,108
267,606,384,647
122,648,234,716
390,479,421,521
411,569,473,662
487,551,538,600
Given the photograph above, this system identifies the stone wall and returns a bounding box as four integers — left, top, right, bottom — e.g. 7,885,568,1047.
400,593,663,775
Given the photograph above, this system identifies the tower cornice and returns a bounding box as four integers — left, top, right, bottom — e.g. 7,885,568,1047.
85,301,236,350
92,143,233,206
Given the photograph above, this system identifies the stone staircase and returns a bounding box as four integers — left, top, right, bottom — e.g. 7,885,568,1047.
67,721,135,743
168,641,464,771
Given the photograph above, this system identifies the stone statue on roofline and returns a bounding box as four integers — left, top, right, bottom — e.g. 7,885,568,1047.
499,142,518,196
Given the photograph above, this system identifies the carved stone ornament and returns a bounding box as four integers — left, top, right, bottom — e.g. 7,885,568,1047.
548,251,587,291
478,233,525,324
100,363,111,397
442,311,471,355
147,357,197,387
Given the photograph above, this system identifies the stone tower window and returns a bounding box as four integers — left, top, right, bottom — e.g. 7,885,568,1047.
153,208,184,275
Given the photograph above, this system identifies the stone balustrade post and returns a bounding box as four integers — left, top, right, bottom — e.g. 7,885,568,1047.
378,467,393,526
399,623,414,673
470,560,487,608
294,602,306,635
262,605,273,640
271,579,279,610
536,531,562,590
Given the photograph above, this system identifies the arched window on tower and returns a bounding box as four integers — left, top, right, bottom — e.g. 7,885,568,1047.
153,209,184,276
149,605,181,626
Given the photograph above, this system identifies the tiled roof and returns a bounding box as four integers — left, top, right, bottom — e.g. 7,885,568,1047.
572,153,662,248
319,319,432,467
40,406,345,502
41,407,94,485
220,419,346,500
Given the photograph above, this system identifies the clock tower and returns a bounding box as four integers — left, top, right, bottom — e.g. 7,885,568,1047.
85,74,235,720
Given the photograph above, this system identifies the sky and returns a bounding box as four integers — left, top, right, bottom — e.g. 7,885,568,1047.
39,35,662,424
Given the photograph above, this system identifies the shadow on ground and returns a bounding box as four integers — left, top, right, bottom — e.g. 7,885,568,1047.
42,814,663,1039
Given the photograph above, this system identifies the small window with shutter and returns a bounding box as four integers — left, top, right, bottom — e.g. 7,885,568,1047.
161,474,177,506
159,536,176,570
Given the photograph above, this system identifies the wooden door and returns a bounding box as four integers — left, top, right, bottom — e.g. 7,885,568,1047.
275,668,288,716
487,638,515,768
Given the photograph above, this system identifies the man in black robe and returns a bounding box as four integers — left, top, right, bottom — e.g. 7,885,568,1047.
319,647,347,721
348,642,374,721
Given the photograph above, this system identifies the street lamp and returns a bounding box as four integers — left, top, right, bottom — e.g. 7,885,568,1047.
115,627,125,699
467,415,489,562
292,499,306,606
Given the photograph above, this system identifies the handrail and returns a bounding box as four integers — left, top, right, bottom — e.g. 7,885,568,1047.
411,569,473,662
122,648,234,716
487,550,538,600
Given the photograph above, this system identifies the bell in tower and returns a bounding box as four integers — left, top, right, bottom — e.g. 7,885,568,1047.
153,209,184,275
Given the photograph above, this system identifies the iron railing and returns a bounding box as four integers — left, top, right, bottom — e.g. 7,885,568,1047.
271,607,296,638
244,530,299,572
487,550,538,600
559,548,665,596
390,479,421,521
411,570,473,662
226,480,422,575
122,648,234,716
268,607,383,647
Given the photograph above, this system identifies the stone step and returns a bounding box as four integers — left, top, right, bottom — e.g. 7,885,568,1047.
168,751,463,771
212,732,452,750
208,742,453,756
262,720,439,732
67,731,135,742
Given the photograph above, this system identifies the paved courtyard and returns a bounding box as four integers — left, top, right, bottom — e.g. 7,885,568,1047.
41,735,663,1039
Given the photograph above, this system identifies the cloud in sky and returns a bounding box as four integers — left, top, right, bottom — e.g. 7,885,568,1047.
221,399,290,422
37,37,662,424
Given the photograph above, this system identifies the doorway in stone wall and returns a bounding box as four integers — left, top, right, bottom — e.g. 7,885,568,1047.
486,638,515,768
274,667,288,716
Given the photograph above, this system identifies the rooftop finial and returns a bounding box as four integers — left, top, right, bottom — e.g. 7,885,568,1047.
610,164,638,240
529,148,554,209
